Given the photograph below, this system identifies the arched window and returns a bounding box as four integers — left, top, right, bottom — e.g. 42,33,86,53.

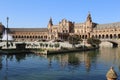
106,34,108,39
44,36,47,39
99,35,101,39
38,36,40,38
95,35,97,38
18,36,21,38
79,35,81,38
114,34,117,38
110,34,112,39
102,35,104,39
92,35,95,38
63,30,64,33
41,36,43,38
82,35,84,39
85,35,87,39
66,30,68,33
118,34,120,38
35,36,37,38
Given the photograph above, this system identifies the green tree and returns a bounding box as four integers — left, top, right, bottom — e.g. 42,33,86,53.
49,44,53,47
68,35,82,47
87,38,101,47
54,43,60,48
45,43,48,47
39,43,43,47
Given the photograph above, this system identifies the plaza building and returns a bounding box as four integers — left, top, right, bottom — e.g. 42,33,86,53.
0,23,5,39
0,13,120,42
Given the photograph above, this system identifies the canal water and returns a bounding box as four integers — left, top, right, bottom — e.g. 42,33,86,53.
0,47,120,80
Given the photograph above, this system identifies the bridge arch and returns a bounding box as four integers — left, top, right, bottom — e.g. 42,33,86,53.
107,40,118,47
101,40,118,48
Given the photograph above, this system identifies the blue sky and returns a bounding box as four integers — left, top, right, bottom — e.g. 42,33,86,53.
0,0,120,28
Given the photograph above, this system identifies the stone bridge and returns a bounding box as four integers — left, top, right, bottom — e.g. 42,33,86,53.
100,39,120,47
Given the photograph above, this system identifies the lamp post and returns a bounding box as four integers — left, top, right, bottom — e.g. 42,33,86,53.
6,17,9,49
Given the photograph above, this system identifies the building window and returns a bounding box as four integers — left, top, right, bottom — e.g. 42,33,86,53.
63,30,64,33
102,35,104,39
92,35,94,38
114,34,117,38
118,34,120,38
85,35,87,39
95,35,97,38
66,30,68,33
106,34,108,38
99,35,101,39
110,34,112,39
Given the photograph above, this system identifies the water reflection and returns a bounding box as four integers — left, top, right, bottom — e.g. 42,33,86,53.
0,50,100,72
0,48,120,71
68,54,80,66
0,53,35,71
99,47,120,71
85,50,99,72
0,55,2,70
5,56,8,80
0,53,36,80
6,53,34,62
0,48,120,80
45,50,99,72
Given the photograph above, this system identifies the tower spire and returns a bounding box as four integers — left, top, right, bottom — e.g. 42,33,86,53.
49,17,53,25
85,12,93,33
86,12,92,22
48,17,53,29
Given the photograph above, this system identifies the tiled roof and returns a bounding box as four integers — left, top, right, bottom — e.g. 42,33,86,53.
96,22,120,29
9,28,48,32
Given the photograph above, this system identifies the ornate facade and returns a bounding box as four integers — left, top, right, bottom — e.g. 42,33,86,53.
1,13,120,42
